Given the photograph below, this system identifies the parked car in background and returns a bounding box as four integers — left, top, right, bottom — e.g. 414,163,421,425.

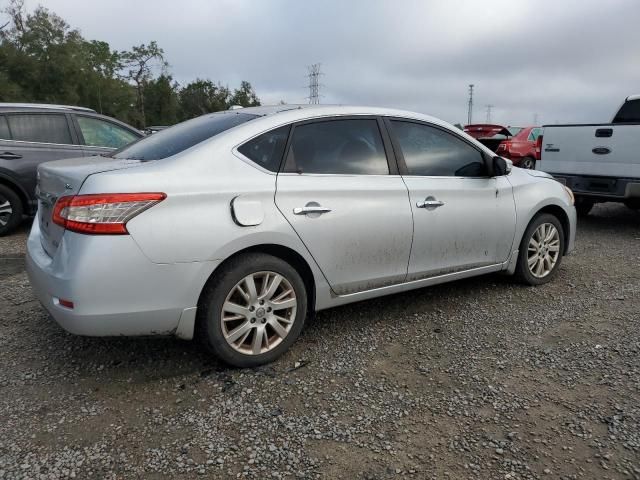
463,124,515,152
27,104,576,367
539,95,640,215
0,103,143,235
144,125,168,135
496,126,542,169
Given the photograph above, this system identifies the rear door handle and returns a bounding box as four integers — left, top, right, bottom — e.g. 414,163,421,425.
416,196,445,209
293,206,332,215
0,152,22,160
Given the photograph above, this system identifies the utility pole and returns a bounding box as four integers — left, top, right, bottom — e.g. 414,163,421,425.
533,112,539,125
485,104,494,123
307,63,323,104
467,84,474,125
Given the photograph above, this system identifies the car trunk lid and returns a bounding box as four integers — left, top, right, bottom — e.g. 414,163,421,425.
36,156,143,257
464,124,513,152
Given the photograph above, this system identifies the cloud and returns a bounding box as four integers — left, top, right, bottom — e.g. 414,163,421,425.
34,0,640,125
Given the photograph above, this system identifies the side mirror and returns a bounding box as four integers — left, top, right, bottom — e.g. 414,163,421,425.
493,156,513,176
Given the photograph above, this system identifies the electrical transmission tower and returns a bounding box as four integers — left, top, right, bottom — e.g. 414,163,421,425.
467,84,474,124
307,63,323,104
485,104,494,123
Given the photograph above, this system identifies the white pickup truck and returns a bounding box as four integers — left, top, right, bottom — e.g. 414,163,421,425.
539,95,640,215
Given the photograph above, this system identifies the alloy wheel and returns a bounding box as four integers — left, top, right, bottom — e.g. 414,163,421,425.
522,157,535,169
527,223,560,278
0,197,13,227
221,271,297,355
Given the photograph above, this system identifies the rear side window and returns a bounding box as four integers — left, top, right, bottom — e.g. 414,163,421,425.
0,116,9,140
7,114,72,144
527,128,542,141
613,99,640,123
390,121,487,177
113,112,257,161
238,125,290,172
285,119,389,175
77,116,139,149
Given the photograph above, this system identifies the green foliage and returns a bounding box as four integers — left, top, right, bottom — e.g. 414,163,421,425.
0,0,261,128
179,79,231,120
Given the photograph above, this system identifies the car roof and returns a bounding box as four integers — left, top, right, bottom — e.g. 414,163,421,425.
221,104,454,130
0,103,96,113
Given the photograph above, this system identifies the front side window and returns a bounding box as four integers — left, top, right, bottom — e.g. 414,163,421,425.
113,112,257,161
390,121,487,177
238,125,290,172
0,116,9,140
285,119,388,175
77,116,139,149
7,114,72,144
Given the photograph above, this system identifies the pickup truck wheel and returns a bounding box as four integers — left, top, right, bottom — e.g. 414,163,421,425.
197,253,307,368
514,213,565,286
0,185,23,237
575,200,594,217
624,199,640,210
521,157,536,169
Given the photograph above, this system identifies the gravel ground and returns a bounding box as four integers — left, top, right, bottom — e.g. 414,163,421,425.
1,204,639,480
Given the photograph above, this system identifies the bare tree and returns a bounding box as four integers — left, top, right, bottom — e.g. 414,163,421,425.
119,41,167,127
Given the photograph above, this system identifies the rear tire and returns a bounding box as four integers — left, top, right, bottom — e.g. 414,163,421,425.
521,156,536,170
197,253,308,368
514,213,565,286
0,185,23,237
624,199,640,210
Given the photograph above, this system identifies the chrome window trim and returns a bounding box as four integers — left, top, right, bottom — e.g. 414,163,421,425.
0,138,83,148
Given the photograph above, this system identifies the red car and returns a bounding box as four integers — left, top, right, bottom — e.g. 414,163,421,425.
496,126,542,169
463,124,514,152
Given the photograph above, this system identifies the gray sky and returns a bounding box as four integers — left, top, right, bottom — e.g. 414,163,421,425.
30,0,640,125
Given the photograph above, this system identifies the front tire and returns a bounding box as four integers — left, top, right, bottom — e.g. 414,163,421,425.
197,253,307,368
575,199,594,217
514,213,565,286
0,185,23,237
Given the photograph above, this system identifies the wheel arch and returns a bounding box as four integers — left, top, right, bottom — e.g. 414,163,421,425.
196,243,318,316
532,204,571,254
0,172,31,214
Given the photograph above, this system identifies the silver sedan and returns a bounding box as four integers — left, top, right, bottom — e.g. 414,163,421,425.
26,105,576,367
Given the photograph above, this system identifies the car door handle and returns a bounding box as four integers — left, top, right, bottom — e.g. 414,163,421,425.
416,197,445,209
595,128,613,138
293,206,332,215
0,152,22,160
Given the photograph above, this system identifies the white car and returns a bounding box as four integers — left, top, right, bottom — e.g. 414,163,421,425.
27,105,576,367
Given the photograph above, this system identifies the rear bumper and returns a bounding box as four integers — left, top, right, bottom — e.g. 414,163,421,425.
551,174,640,200
26,219,218,337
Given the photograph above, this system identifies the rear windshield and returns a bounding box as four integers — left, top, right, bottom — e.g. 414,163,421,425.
613,99,640,123
112,112,257,160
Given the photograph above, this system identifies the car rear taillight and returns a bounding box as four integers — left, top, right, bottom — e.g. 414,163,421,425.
535,135,543,160
498,141,510,152
52,193,166,235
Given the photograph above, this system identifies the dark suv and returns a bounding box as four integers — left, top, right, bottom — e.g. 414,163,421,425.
0,103,143,235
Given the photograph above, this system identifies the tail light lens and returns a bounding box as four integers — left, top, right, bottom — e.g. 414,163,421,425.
535,135,543,160
52,193,166,235
498,141,510,152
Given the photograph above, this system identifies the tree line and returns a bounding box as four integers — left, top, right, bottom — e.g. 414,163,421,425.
0,0,261,128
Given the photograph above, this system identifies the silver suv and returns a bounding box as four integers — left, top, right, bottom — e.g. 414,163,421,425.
0,103,142,235
26,105,576,367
